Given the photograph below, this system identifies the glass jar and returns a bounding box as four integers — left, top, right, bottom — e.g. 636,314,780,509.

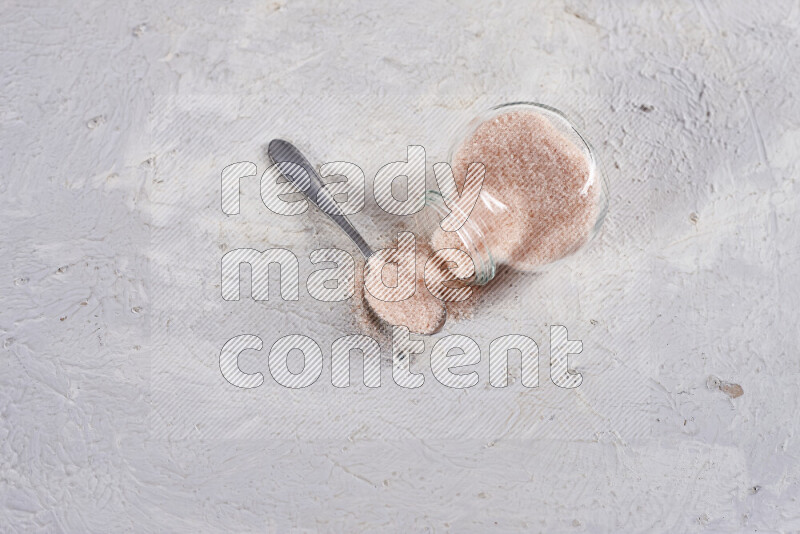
422,102,609,285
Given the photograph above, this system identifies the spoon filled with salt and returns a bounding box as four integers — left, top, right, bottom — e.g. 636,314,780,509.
267,139,446,335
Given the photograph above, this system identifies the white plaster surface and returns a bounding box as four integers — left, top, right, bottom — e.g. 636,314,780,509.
2,0,800,531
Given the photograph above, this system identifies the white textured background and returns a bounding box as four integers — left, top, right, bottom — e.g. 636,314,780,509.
2,0,799,532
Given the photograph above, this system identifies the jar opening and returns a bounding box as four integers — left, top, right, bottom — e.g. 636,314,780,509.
423,190,496,286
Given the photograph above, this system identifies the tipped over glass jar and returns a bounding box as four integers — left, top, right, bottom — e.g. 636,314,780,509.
425,102,609,285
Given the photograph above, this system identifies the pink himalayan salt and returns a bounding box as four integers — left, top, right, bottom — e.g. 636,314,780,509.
363,243,447,335
433,109,599,270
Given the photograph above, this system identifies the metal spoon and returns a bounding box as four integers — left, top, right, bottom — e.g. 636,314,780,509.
267,139,373,259
267,139,447,335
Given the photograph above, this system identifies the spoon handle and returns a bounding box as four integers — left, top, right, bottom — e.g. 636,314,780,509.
268,139,374,259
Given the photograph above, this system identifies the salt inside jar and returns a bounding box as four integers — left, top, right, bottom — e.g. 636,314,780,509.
428,102,608,284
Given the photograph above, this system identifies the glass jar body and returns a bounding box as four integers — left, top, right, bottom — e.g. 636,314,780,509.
425,102,609,285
